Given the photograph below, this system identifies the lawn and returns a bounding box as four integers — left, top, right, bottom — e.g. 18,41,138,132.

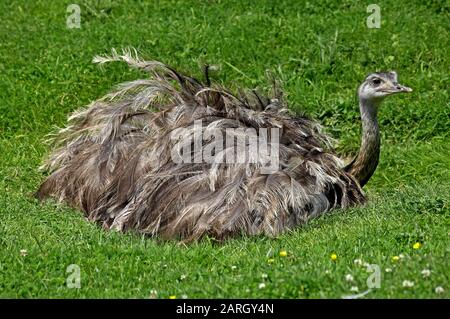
0,0,449,298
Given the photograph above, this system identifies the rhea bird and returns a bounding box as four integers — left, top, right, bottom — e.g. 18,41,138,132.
37,50,412,241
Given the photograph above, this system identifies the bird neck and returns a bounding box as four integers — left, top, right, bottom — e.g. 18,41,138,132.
346,97,381,187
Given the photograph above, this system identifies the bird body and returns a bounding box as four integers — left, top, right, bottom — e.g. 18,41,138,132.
37,50,411,241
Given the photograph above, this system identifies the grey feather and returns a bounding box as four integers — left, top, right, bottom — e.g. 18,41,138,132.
37,49,368,242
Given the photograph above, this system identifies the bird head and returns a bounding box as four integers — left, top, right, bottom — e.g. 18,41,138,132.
358,71,412,102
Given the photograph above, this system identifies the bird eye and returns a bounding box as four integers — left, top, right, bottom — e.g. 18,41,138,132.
372,78,381,86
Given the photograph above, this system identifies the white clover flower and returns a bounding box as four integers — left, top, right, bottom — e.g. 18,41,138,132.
421,269,431,278
20,249,28,257
435,286,444,294
345,274,354,282
258,283,266,289
180,274,187,280
181,294,188,299
353,259,363,266
149,289,158,299
231,265,237,270
385,268,392,273
399,254,405,259
402,280,414,288
350,286,359,292
325,270,330,274
261,273,268,279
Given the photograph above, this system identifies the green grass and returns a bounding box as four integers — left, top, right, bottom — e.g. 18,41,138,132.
0,0,449,298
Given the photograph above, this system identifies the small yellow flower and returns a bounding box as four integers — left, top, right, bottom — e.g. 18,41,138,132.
267,258,275,263
413,242,421,250
279,250,288,257
169,295,176,299
392,256,400,262
330,253,337,261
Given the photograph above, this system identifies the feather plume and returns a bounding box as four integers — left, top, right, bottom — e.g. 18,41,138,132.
37,49,366,242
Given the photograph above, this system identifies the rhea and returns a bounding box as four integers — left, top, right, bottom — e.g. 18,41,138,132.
37,50,412,241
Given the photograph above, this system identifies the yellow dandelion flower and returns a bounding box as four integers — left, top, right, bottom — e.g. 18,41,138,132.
267,258,275,263
169,295,176,299
413,242,421,250
279,250,288,257
330,253,337,261
392,256,400,262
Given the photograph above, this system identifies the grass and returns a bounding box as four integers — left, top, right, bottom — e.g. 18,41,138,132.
0,0,449,298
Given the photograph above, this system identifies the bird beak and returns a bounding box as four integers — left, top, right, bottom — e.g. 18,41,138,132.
394,83,413,93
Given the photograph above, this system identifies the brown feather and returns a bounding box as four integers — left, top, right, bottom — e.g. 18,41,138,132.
37,50,366,242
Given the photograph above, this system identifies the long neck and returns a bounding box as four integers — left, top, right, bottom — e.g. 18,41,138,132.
345,97,381,187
